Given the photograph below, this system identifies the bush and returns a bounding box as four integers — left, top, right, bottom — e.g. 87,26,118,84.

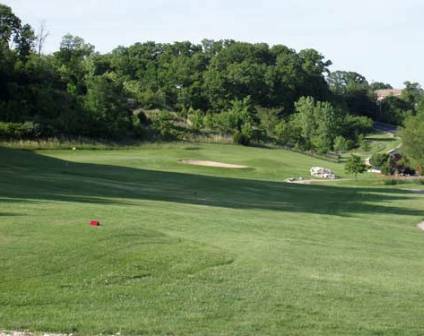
381,160,395,175
369,153,389,168
233,131,250,146
0,122,39,139
187,108,204,131
251,127,267,143
384,179,398,185
151,112,176,140
345,154,367,178
360,140,371,152
137,110,150,125
333,136,348,153
203,113,217,130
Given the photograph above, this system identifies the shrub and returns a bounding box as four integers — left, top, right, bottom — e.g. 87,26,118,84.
151,112,176,140
0,122,39,139
241,122,253,139
137,110,150,125
203,113,217,130
361,140,371,152
233,131,250,146
333,136,348,153
369,153,390,169
187,108,204,131
251,127,267,143
381,160,395,175
345,154,367,179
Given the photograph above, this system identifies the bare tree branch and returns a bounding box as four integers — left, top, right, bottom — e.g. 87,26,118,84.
36,20,49,55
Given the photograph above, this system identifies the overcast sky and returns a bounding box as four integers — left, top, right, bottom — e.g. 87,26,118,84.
3,0,423,87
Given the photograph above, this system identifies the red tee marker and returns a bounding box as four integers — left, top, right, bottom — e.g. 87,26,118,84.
90,220,101,227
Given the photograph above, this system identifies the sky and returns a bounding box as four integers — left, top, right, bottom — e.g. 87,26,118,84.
3,0,424,87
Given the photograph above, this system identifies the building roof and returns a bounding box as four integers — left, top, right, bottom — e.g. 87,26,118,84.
375,89,403,101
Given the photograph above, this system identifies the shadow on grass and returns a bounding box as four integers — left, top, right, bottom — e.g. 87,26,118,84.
0,147,422,218
0,212,23,216
365,137,397,142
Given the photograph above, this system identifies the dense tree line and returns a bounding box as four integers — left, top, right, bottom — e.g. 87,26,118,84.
0,3,423,156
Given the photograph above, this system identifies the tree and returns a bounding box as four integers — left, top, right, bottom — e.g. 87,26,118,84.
54,34,95,95
369,153,390,169
292,96,345,152
35,21,49,55
399,114,424,173
15,24,35,60
328,71,368,96
370,82,393,91
84,73,132,137
0,4,21,48
333,136,348,153
345,155,367,179
401,81,424,111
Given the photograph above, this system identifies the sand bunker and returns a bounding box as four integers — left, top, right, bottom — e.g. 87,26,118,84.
417,222,424,231
180,160,248,169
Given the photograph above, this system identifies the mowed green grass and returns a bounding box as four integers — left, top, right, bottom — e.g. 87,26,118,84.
1,143,424,335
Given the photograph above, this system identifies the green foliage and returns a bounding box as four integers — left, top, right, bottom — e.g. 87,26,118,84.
342,115,373,140
379,96,412,125
232,131,250,145
400,114,424,173
360,139,371,152
136,110,149,126
328,71,369,96
203,113,217,130
0,121,38,139
381,160,395,176
291,96,345,153
215,97,255,134
84,73,132,138
401,81,424,108
328,70,378,119
0,2,420,147
370,153,389,168
257,106,282,135
345,154,367,178
369,153,390,169
0,3,21,47
187,108,203,131
151,111,177,140
370,82,393,90
333,136,348,153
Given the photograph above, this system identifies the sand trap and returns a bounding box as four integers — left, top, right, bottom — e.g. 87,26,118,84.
417,222,424,231
286,178,348,184
180,160,248,169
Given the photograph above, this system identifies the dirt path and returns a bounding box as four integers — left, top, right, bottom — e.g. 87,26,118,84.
365,124,401,168
180,160,248,169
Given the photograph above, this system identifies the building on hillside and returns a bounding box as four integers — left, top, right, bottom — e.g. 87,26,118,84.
375,89,402,102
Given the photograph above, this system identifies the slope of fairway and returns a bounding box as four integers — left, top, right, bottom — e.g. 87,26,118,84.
1,144,424,336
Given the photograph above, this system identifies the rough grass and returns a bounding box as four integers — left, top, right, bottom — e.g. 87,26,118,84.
1,143,424,335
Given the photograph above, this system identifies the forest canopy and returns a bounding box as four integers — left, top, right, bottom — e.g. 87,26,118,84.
0,3,423,154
